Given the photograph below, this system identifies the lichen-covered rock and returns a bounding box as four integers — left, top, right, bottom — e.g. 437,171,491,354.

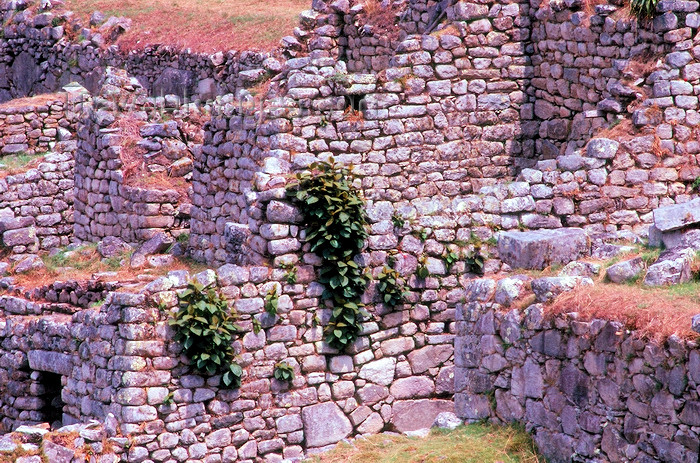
559,261,601,278
653,198,700,232
498,229,590,270
606,257,645,284
644,248,695,286
531,276,593,302
301,402,352,448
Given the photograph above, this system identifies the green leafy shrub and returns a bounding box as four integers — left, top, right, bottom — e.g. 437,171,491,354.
631,0,659,18
376,265,406,308
169,281,243,388
264,288,279,316
273,362,295,383
288,160,369,350
466,248,485,276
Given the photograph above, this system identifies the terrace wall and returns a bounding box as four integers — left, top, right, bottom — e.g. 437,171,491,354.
454,292,700,463
0,263,456,461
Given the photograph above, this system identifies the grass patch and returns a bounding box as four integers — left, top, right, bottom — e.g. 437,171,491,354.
550,281,700,341
64,0,310,52
0,152,46,177
10,243,201,290
310,425,543,463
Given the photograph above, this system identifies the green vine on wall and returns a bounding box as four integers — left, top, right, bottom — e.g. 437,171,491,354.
169,281,243,388
287,160,369,350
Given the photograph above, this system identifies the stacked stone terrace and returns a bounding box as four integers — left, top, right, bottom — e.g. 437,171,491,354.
1,0,700,461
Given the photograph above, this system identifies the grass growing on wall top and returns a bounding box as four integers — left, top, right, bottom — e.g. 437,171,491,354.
310,425,543,463
0,152,46,177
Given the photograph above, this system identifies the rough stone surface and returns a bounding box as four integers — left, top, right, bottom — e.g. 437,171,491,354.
498,229,590,270
301,402,352,448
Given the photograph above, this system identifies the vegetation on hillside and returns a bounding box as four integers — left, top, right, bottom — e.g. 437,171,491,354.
64,0,310,52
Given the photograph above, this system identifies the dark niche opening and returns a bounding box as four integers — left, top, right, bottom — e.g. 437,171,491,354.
37,371,64,428
345,94,367,113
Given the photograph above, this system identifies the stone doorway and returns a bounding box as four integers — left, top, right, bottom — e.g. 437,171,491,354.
35,371,65,428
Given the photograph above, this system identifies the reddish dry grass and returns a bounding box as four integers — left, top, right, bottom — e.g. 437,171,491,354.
0,93,65,110
64,0,309,53
113,115,146,183
361,0,402,40
548,284,700,341
595,118,636,141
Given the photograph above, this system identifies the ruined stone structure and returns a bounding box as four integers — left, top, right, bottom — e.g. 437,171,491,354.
0,0,700,461
455,282,700,462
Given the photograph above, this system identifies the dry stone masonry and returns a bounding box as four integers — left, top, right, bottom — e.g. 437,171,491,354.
1,0,700,461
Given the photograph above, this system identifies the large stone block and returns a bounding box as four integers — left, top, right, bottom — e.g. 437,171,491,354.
28,350,73,376
644,248,695,286
301,402,352,447
3,227,37,247
653,198,700,232
393,399,454,431
498,228,590,270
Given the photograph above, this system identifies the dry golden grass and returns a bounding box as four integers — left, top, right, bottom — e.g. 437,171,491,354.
595,117,636,141
549,282,700,341
64,0,309,52
10,243,204,290
311,426,543,463
0,93,65,110
114,115,146,183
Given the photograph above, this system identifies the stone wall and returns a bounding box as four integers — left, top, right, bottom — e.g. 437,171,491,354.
0,0,273,101
0,263,456,461
74,69,192,244
0,93,73,155
188,0,700,268
454,293,700,463
0,142,76,254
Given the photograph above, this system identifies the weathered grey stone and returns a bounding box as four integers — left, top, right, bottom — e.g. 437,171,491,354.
302,402,352,447
653,198,700,232
408,344,453,374
152,67,195,98
498,228,590,270
42,441,74,463
98,236,132,258
606,257,645,284
358,357,396,385
135,232,174,256
464,278,496,302
531,277,593,302
432,412,462,430
28,350,73,376
644,248,696,286
495,277,526,307
392,399,454,432
389,376,434,399
14,255,45,274
586,138,619,159
3,227,36,247
557,260,599,279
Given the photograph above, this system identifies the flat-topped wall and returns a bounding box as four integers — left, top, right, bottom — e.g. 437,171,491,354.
0,93,74,155
0,263,457,461
454,293,700,463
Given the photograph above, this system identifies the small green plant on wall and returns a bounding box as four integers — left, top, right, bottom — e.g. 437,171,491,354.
631,0,659,18
264,287,279,316
273,362,295,383
169,281,243,388
287,159,369,350
376,265,407,308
